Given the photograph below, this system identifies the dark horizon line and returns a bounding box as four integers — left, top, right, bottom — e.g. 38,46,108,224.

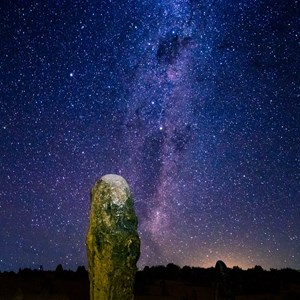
1,263,300,274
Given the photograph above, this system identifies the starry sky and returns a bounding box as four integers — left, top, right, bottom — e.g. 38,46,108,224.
0,0,299,272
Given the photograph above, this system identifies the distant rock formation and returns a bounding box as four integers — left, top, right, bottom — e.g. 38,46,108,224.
86,174,140,300
215,260,228,277
215,260,234,300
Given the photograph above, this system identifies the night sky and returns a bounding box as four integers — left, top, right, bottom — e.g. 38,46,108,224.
0,0,299,272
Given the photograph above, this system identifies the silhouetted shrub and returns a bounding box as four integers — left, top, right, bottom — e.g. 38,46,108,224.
181,265,192,282
166,263,180,280
55,264,64,279
76,266,88,280
55,264,63,273
18,267,32,279
150,265,166,279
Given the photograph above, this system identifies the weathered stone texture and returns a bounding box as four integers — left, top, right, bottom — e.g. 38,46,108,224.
86,174,140,300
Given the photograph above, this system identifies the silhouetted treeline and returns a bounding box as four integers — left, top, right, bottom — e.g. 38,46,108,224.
12,265,89,281
134,263,300,297
0,263,299,299
0,265,89,300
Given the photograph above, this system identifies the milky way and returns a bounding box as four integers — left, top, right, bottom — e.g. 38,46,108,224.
0,0,299,271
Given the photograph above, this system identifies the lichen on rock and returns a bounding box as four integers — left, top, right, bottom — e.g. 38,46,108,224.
86,174,140,300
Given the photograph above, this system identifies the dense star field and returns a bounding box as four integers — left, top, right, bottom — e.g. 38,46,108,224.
0,0,299,272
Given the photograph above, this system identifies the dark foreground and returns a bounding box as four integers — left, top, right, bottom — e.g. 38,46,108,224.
1,264,300,300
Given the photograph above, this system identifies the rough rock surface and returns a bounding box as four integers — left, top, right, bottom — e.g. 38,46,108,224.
86,174,140,300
